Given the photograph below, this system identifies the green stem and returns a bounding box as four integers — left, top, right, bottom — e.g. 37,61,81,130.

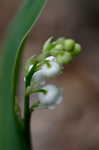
24,94,31,129
24,76,32,149
24,94,31,149
23,58,43,149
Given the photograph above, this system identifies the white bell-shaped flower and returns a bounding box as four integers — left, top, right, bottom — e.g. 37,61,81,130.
37,84,63,109
40,56,61,78
31,70,45,88
31,56,61,88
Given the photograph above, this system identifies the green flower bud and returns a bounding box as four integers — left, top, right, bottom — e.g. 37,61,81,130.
54,44,64,50
50,49,62,56
56,52,72,64
73,43,82,56
64,39,75,51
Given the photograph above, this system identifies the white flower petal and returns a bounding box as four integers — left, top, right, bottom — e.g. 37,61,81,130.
37,84,58,104
41,56,61,78
37,84,63,108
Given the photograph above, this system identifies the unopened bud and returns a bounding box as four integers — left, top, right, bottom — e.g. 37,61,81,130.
64,39,75,51
54,44,64,50
56,52,72,64
73,43,82,56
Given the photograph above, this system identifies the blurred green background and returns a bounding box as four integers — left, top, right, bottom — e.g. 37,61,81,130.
0,0,99,150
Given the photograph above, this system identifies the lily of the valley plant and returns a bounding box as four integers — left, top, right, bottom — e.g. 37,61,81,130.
0,0,82,150
24,37,82,120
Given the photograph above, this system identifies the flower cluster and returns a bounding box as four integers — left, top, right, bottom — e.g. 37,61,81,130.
42,37,82,64
24,37,82,111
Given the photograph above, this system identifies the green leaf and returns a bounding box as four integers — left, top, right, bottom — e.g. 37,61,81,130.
0,0,47,150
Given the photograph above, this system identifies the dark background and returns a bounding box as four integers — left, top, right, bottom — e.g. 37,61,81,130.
0,0,99,150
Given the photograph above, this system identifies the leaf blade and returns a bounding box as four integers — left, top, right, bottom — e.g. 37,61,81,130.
0,0,47,149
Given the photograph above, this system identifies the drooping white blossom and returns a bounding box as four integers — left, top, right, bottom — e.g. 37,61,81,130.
37,84,63,109
31,56,61,87
40,56,61,78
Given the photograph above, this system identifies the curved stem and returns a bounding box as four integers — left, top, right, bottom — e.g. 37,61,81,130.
25,87,47,96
